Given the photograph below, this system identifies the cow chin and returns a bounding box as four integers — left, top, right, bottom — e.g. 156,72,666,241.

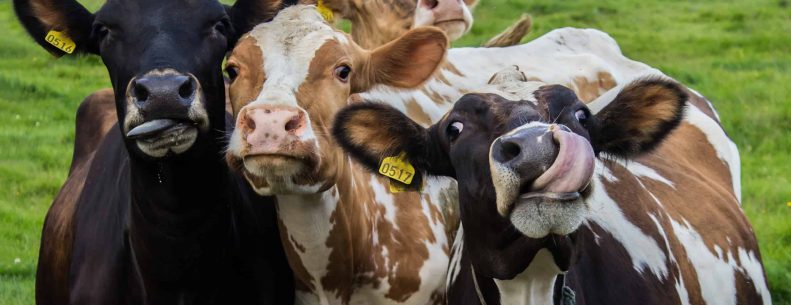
239,154,326,195
135,126,199,158
433,20,469,41
508,195,586,239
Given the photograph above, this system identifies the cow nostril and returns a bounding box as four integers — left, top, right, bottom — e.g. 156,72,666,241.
499,140,521,163
178,77,195,99
426,0,439,9
245,113,256,131
284,115,301,133
133,81,149,102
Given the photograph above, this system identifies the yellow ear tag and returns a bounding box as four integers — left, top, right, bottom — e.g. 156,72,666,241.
317,0,335,23
45,30,76,54
379,153,415,185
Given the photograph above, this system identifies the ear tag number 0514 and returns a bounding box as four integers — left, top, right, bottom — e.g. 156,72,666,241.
45,30,76,54
379,153,415,185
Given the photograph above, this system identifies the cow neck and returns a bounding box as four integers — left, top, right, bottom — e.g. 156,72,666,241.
273,159,375,295
126,91,231,291
456,184,576,305
128,148,227,228
474,249,562,305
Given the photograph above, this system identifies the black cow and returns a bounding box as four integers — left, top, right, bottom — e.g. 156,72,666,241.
14,0,294,304
333,70,769,304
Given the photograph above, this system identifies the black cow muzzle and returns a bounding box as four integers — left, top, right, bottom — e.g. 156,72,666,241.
124,69,209,158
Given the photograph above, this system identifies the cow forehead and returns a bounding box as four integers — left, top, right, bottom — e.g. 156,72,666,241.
99,0,225,23
449,84,545,120
244,6,350,107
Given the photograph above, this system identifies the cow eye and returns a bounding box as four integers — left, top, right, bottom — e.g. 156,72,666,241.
575,109,588,122
225,65,239,82
334,65,352,83
92,23,111,41
213,18,231,36
446,121,463,142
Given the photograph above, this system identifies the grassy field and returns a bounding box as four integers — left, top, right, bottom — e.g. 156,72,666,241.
0,0,788,304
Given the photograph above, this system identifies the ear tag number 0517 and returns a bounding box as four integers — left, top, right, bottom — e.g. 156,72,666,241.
379,153,415,185
45,30,76,54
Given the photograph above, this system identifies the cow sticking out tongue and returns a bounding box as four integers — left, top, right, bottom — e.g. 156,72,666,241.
489,121,594,238
528,125,595,197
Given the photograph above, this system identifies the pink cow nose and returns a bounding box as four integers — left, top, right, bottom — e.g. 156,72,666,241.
239,105,307,155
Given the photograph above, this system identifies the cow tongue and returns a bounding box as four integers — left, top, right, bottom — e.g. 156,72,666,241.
529,128,595,194
127,119,179,140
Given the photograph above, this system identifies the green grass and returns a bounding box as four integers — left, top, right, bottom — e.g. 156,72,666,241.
0,0,788,304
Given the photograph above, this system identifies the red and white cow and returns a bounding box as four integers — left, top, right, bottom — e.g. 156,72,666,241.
333,67,770,305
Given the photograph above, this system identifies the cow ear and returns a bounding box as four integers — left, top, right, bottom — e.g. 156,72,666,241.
13,0,97,56
353,27,448,92
591,77,687,158
227,0,285,47
333,103,453,188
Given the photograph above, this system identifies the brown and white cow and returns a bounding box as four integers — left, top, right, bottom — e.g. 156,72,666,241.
308,0,531,49
225,6,455,305
309,0,476,49
333,67,771,305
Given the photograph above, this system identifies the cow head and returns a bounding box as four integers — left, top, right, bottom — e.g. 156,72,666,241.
333,74,687,278
225,6,447,195
14,0,282,159
310,0,474,48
